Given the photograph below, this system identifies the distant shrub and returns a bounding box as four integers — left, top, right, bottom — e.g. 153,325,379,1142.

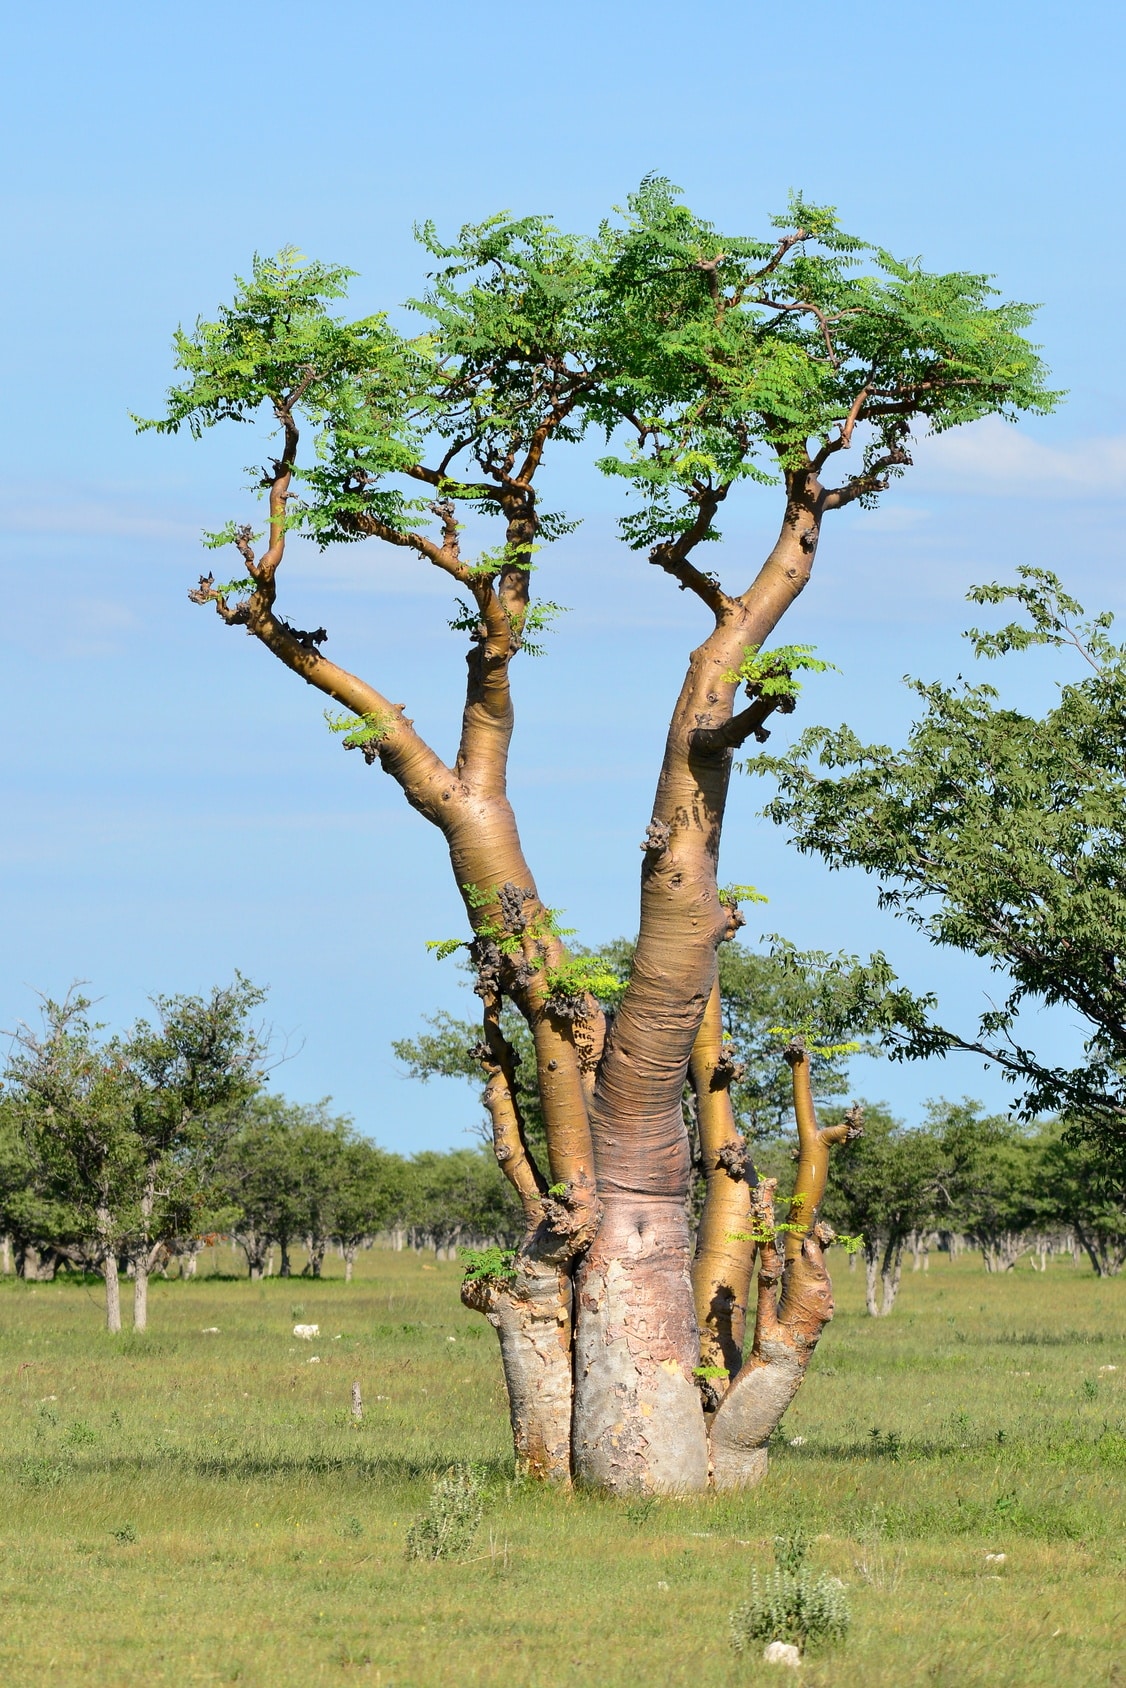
406,1464,484,1562
730,1529,851,1656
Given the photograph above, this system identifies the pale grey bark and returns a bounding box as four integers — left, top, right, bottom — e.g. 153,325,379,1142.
571,1198,709,1494
466,1258,575,1482
351,1380,363,1422
104,1253,122,1334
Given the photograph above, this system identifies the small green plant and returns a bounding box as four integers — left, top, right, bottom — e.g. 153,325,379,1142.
406,1464,484,1562
1083,1377,1099,1400
461,1246,517,1286
692,1365,729,1380
625,1497,658,1527
543,955,627,1007
324,708,392,752
19,1455,68,1489
341,1515,364,1539
425,937,465,961
730,1528,851,1656
111,1524,138,1545
868,1427,903,1460
722,642,836,700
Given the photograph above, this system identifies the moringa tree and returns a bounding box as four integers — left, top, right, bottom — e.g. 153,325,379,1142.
143,180,1052,1491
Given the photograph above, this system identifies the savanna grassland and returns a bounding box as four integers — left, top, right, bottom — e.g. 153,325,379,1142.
1,1247,1123,1688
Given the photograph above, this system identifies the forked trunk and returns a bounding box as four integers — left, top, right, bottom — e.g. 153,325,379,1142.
709,1065,861,1488
880,1238,904,1314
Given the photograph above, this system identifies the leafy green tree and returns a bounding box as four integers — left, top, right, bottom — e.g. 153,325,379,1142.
1038,1128,1126,1277
333,1139,407,1280
4,994,144,1330
120,978,267,1326
222,1096,326,1278
403,1149,523,1255
3,983,268,1328
0,1095,86,1280
144,183,1052,1490
927,1100,1047,1272
820,1103,942,1314
755,570,1126,1169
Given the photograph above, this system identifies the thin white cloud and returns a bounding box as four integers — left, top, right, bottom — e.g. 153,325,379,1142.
910,415,1126,498
0,495,193,540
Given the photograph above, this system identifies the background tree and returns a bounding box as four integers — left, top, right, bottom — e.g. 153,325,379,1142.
1038,1127,1126,1278
4,994,142,1331
0,1093,86,1281
144,184,1052,1491
120,977,266,1327
924,1100,1049,1273
819,1102,942,1315
755,570,1126,1174
333,1137,406,1280
3,983,267,1329
223,1096,322,1278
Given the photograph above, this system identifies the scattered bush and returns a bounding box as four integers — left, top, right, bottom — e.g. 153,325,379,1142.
730,1529,851,1657
406,1464,484,1562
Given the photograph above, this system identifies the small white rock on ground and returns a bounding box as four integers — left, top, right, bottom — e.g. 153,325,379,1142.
763,1640,802,1668
293,1324,319,1339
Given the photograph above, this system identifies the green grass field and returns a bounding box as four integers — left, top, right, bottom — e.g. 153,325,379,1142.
1,1246,1123,1688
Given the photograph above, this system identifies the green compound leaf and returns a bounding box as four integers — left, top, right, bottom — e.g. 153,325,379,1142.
723,644,837,702
324,708,393,751
461,1246,517,1285
425,939,465,961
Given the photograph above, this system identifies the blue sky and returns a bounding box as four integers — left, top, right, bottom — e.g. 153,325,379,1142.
2,0,1124,1150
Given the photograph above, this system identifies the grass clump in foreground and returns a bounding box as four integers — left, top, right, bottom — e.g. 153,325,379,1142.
730,1528,851,1659
0,1246,1123,1686
406,1462,485,1561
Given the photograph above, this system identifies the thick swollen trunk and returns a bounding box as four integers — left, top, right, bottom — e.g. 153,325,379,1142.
304,1236,327,1278
572,1195,709,1492
464,1254,574,1480
569,504,821,1491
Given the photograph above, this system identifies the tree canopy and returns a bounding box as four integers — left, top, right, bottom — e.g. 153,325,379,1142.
753,570,1126,1159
